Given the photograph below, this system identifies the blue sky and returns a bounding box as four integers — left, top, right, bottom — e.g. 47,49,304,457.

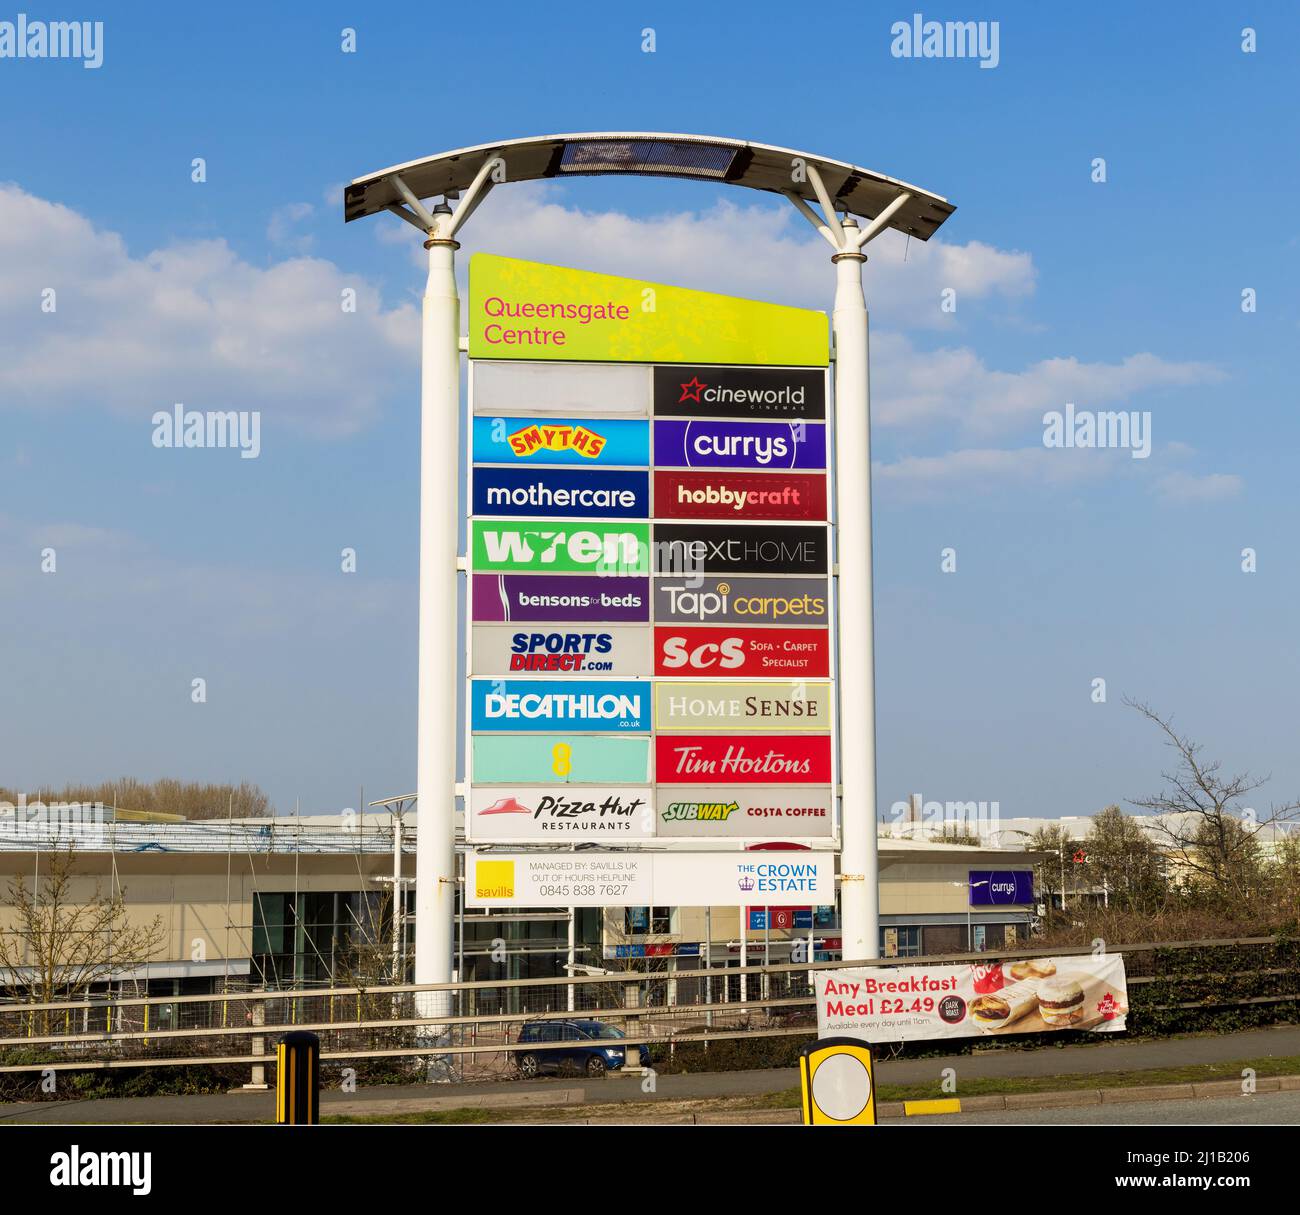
1,2,1297,820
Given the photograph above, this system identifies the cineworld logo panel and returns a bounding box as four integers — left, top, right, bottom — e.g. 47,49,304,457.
653,365,826,420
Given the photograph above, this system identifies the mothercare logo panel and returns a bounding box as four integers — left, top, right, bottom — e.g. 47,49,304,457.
472,734,651,783
653,366,826,420
472,624,652,676
656,787,834,838
653,575,830,625
472,520,650,574
653,420,826,471
470,786,653,841
472,467,650,519
471,416,648,467
471,680,648,732
471,574,650,623
654,525,828,576
654,734,832,783
654,470,827,522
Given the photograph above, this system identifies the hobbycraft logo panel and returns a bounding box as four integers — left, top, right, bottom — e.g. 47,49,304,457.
654,470,827,522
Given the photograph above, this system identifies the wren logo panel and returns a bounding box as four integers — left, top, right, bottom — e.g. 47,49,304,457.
653,525,828,576
472,416,648,467
653,420,826,470
471,679,649,732
653,366,826,420
472,521,650,574
472,467,650,519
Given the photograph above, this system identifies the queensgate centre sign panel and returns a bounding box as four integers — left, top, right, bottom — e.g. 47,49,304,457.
464,254,838,908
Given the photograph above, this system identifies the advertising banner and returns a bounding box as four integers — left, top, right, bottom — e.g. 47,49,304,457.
654,734,833,783
468,254,828,367
468,786,653,841
653,575,830,625
815,954,1130,1043
654,681,833,731
471,520,650,574
656,787,834,838
654,626,830,678
654,470,827,522
653,365,826,420
471,416,648,467
472,574,650,623
472,624,652,677
653,420,826,471
470,679,649,733
472,734,651,784
969,870,1035,905
654,524,828,577
466,848,835,908
472,466,650,519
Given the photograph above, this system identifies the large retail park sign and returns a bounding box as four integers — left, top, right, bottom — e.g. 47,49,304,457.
465,254,837,904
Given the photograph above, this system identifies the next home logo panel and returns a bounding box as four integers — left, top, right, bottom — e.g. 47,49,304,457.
653,524,828,577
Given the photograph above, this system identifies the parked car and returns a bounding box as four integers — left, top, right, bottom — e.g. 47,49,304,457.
514,1019,649,1078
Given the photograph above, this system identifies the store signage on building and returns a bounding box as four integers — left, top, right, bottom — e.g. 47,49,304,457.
472,415,649,466
653,524,828,576
466,849,835,908
471,624,652,677
470,679,649,732
653,576,830,625
469,786,653,841
472,574,650,623
471,520,650,574
653,470,827,522
653,420,826,471
968,870,1035,906
472,467,650,519
654,735,833,783
653,681,833,731
654,626,830,678
656,787,833,838
472,734,651,784
652,365,826,420
814,954,1130,1043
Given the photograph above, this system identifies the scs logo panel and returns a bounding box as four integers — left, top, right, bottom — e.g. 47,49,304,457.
654,627,830,678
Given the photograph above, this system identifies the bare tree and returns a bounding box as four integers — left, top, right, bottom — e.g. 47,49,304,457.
1085,805,1166,913
0,843,165,1032
1126,699,1299,903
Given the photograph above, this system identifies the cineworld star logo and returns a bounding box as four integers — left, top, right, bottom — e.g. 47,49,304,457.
678,377,707,403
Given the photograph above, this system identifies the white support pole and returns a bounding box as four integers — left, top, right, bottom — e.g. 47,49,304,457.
414,220,461,1014
833,216,880,962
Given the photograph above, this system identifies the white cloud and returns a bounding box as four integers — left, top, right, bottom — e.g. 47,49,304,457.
0,185,416,437
874,444,1115,502
1154,471,1243,504
267,201,317,252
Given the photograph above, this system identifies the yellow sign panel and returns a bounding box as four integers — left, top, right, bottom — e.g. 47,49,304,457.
800,1037,877,1125
474,859,515,900
469,254,827,367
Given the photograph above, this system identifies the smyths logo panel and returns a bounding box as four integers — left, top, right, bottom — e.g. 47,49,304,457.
653,366,826,420
654,626,830,678
654,470,827,522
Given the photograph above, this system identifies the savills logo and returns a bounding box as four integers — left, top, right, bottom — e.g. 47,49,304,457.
508,422,605,459
475,859,515,899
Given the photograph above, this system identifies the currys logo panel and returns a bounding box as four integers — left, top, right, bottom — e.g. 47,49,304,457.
654,470,826,522
655,735,832,784
654,626,830,678
473,624,652,676
653,365,826,420
968,870,1035,906
472,416,648,467
654,419,826,471
472,520,649,574
473,467,649,519
471,679,648,732
472,574,649,623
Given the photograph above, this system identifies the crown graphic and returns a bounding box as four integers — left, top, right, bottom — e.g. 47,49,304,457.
737,875,756,892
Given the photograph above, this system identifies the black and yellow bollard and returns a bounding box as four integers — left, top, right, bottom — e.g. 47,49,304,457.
275,1031,320,1124
799,1037,876,1125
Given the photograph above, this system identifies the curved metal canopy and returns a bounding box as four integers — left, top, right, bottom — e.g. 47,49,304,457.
345,132,954,241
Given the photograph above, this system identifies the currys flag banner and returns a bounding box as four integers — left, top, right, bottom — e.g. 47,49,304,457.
815,953,1129,1043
